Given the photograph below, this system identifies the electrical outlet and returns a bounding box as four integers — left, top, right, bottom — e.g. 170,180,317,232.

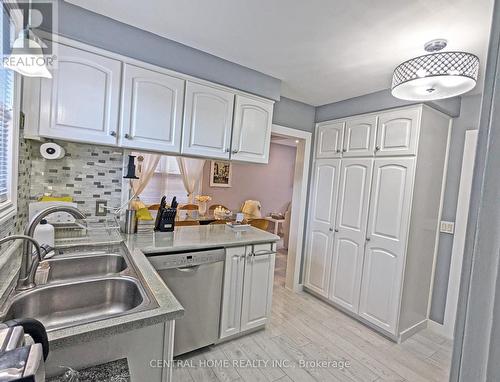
440,221,455,234
96,200,108,216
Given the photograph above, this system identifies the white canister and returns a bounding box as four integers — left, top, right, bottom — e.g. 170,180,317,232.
33,219,55,247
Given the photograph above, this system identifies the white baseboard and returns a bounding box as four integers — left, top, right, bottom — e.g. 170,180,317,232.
427,319,454,340
399,320,428,343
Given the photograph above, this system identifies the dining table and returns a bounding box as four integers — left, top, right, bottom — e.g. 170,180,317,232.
175,210,236,225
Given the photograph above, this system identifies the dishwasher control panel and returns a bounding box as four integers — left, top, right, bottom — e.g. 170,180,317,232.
147,248,225,270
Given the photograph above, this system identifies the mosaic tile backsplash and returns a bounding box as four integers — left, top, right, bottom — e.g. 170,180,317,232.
29,141,125,217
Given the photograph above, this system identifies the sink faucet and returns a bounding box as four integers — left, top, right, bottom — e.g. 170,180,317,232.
0,235,42,291
19,206,86,290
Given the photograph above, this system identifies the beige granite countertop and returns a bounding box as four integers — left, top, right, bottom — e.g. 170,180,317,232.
123,225,280,254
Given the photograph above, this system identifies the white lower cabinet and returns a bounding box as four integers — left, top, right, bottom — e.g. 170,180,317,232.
240,244,276,331
220,244,275,339
305,105,451,341
220,246,245,339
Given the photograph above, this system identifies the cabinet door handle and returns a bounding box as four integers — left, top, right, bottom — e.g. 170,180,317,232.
334,228,339,233
375,146,381,152
109,131,117,137
225,148,230,153
329,227,334,232
232,150,238,154
124,133,132,139
366,237,371,241
251,249,276,257
342,148,347,153
336,149,341,153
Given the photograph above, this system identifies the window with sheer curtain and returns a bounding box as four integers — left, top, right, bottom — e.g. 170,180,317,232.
0,66,18,221
139,156,193,206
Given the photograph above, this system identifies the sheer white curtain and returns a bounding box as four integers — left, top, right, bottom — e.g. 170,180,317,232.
176,157,206,203
131,153,162,197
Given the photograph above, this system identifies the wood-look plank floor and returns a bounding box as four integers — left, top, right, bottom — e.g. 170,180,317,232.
173,250,452,382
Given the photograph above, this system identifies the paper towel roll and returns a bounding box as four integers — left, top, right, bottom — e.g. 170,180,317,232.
40,142,65,160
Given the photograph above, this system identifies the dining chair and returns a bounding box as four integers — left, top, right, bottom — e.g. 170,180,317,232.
176,220,200,226
178,204,199,210
147,203,160,211
209,220,229,225
249,218,269,231
209,204,229,211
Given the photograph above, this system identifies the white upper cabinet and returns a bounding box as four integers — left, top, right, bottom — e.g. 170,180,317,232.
231,95,273,164
316,122,344,158
119,64,184,153
329,158,373,313
375,108,420,156
182,82,234,159
358,158,415,333
39,43,121,145
343,116,378,157
240,244,276,331
304,159,341,297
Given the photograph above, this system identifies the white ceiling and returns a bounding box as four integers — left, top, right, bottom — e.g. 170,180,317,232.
67,0,493,106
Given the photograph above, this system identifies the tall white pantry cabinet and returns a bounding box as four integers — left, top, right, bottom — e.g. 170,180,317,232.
304,105,451,341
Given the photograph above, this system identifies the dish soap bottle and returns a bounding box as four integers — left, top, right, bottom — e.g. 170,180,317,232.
33,219,55,247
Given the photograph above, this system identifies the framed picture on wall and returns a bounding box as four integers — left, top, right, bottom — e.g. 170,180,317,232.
210,160,232,188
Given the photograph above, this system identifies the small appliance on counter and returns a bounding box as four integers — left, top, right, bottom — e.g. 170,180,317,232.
154,196,178,232
0,318,49,382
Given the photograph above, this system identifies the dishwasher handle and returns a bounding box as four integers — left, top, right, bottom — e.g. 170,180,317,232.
175,265,201,272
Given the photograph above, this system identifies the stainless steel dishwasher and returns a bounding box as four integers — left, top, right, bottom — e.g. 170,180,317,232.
147,247,225,356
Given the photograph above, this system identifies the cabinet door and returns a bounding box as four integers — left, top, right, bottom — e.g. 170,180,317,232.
304,159,340,296
375,108,420,156
241,244,276,331
343,116,377,157
358,158,415,334
220,246,246,339
316,122,344,158
39,43,121,145
119,64,184,153
329,159,373,312
182,82,234,159
231,95,273,164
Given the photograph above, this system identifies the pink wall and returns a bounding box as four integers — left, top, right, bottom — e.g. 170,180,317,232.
201,143,296,216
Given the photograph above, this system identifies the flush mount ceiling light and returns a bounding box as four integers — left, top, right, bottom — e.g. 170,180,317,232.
391,39,479,101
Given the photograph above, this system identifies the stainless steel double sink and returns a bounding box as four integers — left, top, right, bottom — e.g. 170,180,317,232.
0,245,156,332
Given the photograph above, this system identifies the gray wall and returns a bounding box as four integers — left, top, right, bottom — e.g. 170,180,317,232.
315,89,462,121
452,0,500,378
48,0,281,101
272,97,316,132
430,94,482,323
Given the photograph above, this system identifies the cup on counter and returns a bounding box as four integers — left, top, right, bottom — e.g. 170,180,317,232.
235,213,244,223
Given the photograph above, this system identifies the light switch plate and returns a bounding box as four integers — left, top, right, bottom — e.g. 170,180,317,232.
440,221,455,234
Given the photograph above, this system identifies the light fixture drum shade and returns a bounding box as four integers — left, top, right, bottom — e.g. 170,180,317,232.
391,52,479,101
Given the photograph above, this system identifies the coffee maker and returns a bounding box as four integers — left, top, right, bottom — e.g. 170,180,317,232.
0,318,49,382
